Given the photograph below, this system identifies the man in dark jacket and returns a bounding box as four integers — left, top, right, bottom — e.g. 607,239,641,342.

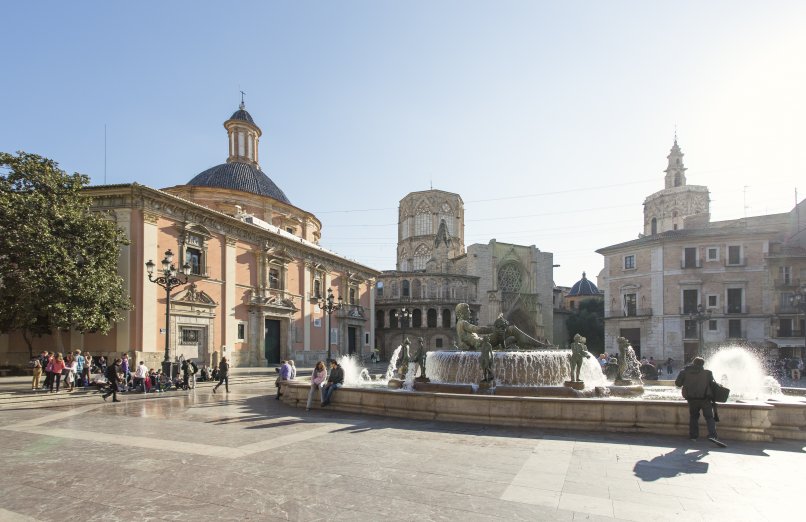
102,359,121,402
321,360,344,407
675,357,726,447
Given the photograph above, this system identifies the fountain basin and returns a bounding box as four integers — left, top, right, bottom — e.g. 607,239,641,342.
279,381,805,441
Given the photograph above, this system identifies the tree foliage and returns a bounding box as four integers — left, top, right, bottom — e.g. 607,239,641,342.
566,298,604,355
0,151,131,356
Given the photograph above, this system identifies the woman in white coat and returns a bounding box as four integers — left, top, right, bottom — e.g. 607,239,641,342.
306,361,327,411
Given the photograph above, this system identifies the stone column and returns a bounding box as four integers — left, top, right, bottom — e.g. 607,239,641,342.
368,279,375,352
142,211,159,355
115,209,132,352
224,237,237,357
303,263,311,351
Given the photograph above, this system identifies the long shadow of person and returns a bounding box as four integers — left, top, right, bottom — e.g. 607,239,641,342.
633,447,709,482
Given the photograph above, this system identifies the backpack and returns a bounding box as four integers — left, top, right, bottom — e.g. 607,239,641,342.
190,361,198,374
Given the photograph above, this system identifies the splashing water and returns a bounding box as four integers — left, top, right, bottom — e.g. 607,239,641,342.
426,350,607,389
623,346,643,383
336,355,372,387
705,346,782,400
383,346,402,383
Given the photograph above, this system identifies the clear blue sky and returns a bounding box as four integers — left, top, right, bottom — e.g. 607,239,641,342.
2,1,804,286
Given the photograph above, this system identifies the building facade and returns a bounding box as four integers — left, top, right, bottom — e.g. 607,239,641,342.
375,190,554,358
597,139,806,362
0,103,379,367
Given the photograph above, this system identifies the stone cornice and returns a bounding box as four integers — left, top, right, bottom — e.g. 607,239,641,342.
84,183,380,281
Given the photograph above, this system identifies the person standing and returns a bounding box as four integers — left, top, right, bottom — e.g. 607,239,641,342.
30,356,42,390
74,350,85,387
64,353,78,392
102,359,121,402
666,357,674,376
42,351,54,391
48,353,66,393
133,360,149,393
321,360,344,407
120,354,130,390
675,357,726,447
82,352,92,387
212,357,229,393
288,360,297,380
306,361,327,411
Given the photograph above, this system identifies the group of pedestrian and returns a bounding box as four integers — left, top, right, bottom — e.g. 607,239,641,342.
30,350,96,393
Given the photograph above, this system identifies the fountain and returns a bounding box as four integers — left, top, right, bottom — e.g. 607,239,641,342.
276,304,806,442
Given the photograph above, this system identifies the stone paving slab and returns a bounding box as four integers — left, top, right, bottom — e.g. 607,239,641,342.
0,381,803,521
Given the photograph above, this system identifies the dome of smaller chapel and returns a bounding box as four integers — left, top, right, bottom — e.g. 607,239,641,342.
567,272,599,297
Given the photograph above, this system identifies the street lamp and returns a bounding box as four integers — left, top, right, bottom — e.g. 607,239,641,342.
395,307,412,342
318,288,343,362
146,249,191,379
689,304,712,358
789,288,806,358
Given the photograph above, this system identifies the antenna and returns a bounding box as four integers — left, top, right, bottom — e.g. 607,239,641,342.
240,90,246,110
104,124,107,185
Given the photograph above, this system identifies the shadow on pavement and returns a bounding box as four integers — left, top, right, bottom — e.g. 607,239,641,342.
633,447,709,481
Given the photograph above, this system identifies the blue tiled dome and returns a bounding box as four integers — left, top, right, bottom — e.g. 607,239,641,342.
567,272,599,296
187,162,290,204
228,109,254,125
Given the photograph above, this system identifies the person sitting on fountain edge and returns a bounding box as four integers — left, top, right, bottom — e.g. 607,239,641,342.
321,359,344,407
675,357,727,448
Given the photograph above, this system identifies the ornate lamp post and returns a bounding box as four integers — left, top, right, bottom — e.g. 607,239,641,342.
790,288,806,358
318,288,343,362
146,249,191,379
690,304,712,358
395,307,412,342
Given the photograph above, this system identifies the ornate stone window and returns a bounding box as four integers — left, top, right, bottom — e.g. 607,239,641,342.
180,327,201,345
427,309,437,328
415,205,432,236
413,244,431,271
412,279,422,298
427,279,437,299
349,287,356,305
438,202,454,236
180,224,212,277
498,263,522,292
402,280,410,297
412,309,422,327
376,310,385,329
269,268,281,290
390,309,399,328
376,281,384,298
442,308,451,328
313,279,321,299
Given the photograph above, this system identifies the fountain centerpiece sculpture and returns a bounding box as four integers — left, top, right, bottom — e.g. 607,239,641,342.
412,336,429,383
565,333,592,390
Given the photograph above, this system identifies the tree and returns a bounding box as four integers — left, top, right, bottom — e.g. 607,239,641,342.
0,151,131,356
566,298,604,355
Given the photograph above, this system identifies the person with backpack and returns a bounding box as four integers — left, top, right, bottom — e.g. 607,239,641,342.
42,351,54,390
675,357,727,448
30,355,42,391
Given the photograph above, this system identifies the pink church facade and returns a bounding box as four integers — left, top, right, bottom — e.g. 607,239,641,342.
0,104,378,368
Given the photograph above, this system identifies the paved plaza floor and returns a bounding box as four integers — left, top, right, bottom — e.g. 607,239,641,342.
1,381,804,521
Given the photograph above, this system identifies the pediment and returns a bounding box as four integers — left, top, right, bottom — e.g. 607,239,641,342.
173,283,217,305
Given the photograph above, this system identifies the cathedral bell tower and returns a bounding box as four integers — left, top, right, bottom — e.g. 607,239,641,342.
642,137,710,236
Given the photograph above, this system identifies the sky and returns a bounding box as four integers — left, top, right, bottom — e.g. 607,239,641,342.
2,1,805,286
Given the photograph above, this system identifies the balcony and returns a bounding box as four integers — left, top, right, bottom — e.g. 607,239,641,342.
774,278,800,289
725,257,746,267
776,330,805,338
680,259,703,269
725,304,749,314
605,308,653,319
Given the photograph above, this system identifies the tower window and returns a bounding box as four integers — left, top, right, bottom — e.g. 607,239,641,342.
269,268,280,289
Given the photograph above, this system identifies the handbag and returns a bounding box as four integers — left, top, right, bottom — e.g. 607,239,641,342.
711,381,730,403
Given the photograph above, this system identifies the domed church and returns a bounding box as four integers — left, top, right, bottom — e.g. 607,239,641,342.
1,102,379,368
